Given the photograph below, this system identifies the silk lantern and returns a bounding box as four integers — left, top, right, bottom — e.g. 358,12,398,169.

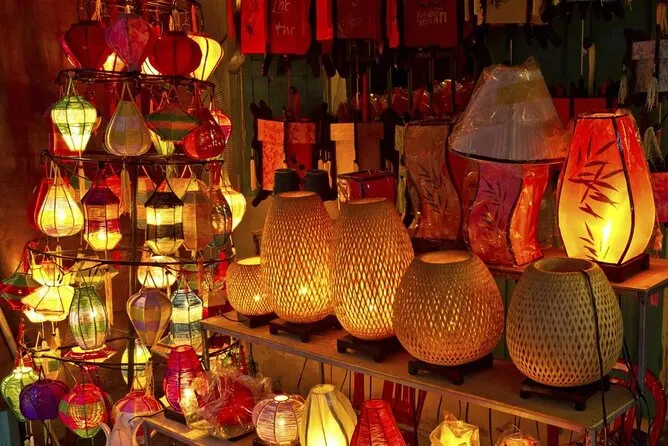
145,102,199,142
252,394,305,446
1,365,39,422
149,31,202,76
182,179,213,251
82,179,122,251
36,171,84,238
145,185,184,255
300,384,357,446
150,131,176,156
217,167,245,231
105,14,157,71
333,198,413,340
69,286,109,352
103,51,125,72
449,59,566,266
137,255,178,289
557,111,655,269
51,94,97,153
227,257,272,317
127,287,172,346
210,105,232,143
189,33,224,81
163,345,203,413
22,283,75,323
430,418,480,446
351,400,406,446
105,83,152,156
209,182,233,247
169,286,203,349
182,100,226,160
112,390,162,445
61,20,112,70
59,383,108,438
142,58,160,76
136,172,155,229
121,340,151,389
19,379,69,421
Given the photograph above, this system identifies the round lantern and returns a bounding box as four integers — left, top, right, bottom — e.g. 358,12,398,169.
61,20,112,70
59,383,108,438
182,179,213,251
252,394,304,446
19,379,69,421
149,31,202,76
218,169,245,231
1,366,39,422
137,255,178,289
333,198,413,340
105,83,152,157
145,186,184,255
105,14,157,71
22,284,75,323
163,345,203,413
51,95,97,154
189,33,224,81
36,172,84,238
210,106,232,144
262,192,333,324
227,257,272,317
150,130,176,156
394,251,504,366
169,287,203,348
351,400,405,446
121,341,151,389
82,179,122,251
300,384,357,446
112,391,162,444
136,173,156,229
182,104,226,160
209,184,233,247
507,257,623,387
69,285,109,352
127,287,172,346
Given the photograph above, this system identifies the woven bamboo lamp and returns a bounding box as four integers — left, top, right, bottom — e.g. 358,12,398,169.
137,255,178,289
394,251,504,366
36,172,84,238
333,198,413,340
252,394,305,445
300,384,357,446
19,379,69,421
58,383,108,438
1,365,39,421
261,191,333,324
169,286,203,349
127,287,172,346
182,179,213,251
82,178,122,251
351,400,406,446
145,185,184,255
50,94,97,153
227,256,272,317
507,257,623,387
121,340,151,389
430,419,480,446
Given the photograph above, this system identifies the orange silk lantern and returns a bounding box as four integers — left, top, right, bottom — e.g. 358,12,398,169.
189,33,224,81
149,31,202,77
210,105,232,144
182,179,213,251
182,98,226,160
558,111,655,274
105,14,157,71
61,21,112,70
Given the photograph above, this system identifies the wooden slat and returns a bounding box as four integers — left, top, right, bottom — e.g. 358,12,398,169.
144,413,255,446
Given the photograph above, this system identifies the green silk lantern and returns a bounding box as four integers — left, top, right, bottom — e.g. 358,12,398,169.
50,94,97,154
1,365,39,422
69,286,108,352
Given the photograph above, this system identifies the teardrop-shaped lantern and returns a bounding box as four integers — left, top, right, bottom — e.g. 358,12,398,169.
82,178,122,251
182,179,213,251
189,33,224,81
208,183,233,247
69,286,109,352
61,20,112,70
105,83,152,156
145,102,199,142
105,14,157,71
51,95,98,154
145,183,184,255
182,100,225,160
149,31,202,77
58,383,108,438
36,171,84,238
127,287,172,346
1,365,39,422
19,379,69,421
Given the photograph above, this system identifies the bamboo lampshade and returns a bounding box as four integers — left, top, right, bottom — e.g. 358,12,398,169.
252,394,305,445
227,256,272,317
145,187,184,255
261,191,334,324
69,286,109,352
37,173,84,238
333,198,413,340
169,287,203,349
507,257,623,387
127,287,172,346
351,400,406,446
58,383,108,438
1,366,39,422
82,179,122,251
300,384,357,446
182,179,213,251
394,251,504,366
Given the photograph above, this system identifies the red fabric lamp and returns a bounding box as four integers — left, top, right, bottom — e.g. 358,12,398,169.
182,101,226,160
61,20,113,70
351,400,406,446
105,14,157,71
149,31,203,77
163,345,203,413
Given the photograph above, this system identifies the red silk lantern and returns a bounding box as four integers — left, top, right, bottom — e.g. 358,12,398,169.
61,21,113,70
149,31,202,77
209,106,232,144
182,100,226,160
351,400,406,446
105,14,157,71
163,345,203,413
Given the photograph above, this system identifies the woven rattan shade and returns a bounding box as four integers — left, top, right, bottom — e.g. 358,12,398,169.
333,198,413,340
252,394,304,445
394,251,504,366
261,192,333,324
507,257,623,387
227,256,272,317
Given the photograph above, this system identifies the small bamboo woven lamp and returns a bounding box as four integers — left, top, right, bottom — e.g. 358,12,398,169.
507,257,623,387
351,400,406,446
300,384,357,446
333,198,413,340
394,251,504,366
261,191,333,324
227,256,272,317
252,394,305,445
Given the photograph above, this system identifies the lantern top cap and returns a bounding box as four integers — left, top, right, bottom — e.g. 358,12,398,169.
533,257,596,275
575,109,631,120
274,394,289,402
310,384,335,395
237,256,261,266
418,251,472,265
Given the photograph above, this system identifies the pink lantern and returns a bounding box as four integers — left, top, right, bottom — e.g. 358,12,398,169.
105,14,157,71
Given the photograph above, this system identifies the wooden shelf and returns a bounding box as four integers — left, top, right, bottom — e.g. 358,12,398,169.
143,412,255,446
203,315,634,434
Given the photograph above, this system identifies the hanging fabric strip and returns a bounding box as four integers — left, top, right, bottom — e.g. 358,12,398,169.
258,119,285,190
241,0,268,54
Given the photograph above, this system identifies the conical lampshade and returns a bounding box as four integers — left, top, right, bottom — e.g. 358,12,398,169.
351,399,406,446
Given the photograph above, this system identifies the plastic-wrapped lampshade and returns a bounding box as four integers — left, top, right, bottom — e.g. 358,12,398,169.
252,394,305,445
69,286,108,352
82,179,122,251
163,345,203,413
137,255,178,289
112,391,162,444
145,186,184,255
1,366,39,421
209,184,233,247
50,95,97,153
19,379,69,421
182,179,213,251
59,383,108,438
227,256,272,317
121,340,151,390
189,33,224,81
430,419,480,446
36,173,84,238
261,192,333,324
300,384,357,446
169,287,203,349
127,287,172,346
333,198,413,340
351,400,405,446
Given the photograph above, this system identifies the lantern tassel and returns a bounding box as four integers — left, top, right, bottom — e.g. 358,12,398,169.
104,271,114,328
91,0,103,20
463,0,470,22
643,126,664,169
532,0,542,19
647,74,659,111
120,165,131,216
324,159,333,188
587,43,596,97
618,65,628,105
474,0,484,25
250,158,258,191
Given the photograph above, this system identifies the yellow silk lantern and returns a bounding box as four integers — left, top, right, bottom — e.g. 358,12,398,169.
145,184,184,255
219,170,246,231
189,33,224,81
430,419,480,446
37,172,84,238
141,59,160,76
227,256,272,316
300,384,356,446
121,340,151,389
50,94,97,153
182,179,213,251
137,255,178,289
149,130,176,156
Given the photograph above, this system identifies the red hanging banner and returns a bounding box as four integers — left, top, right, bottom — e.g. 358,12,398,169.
336,0,382,40
386,0,400,48
403,0,458,48
269,0,312,55
316,0,334,42
241,0,268,54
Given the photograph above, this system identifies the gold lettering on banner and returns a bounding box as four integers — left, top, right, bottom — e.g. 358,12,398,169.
272,0,295,37
417,10,447,27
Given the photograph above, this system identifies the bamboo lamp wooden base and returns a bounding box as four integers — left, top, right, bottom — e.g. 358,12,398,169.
407,353,494,385
519,376,611,411
336,335,402,363
268,316,341,343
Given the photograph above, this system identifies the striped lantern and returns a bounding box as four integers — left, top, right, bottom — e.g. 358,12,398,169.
182,179,213,251
169,287,203,349
112,391,162,445
19,379,69,421
149,31,202,77
58,383,109,438
209,183,233,247
145,186,184,255
36,171,84,238
1,366,39,422
136,173,156,230
69,286,108,352
145,103,199,142
300,384,357,446
189,33,224,81
105,14,157,71
50,95,97,154
127,288,172,346
105,83,152,157
163,345,203,413
82,179,122,251
252,394,305,445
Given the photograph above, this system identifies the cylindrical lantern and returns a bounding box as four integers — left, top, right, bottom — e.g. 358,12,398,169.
136,173,156,229
121,340,151,389
218,169,245,231
105,14,157,71
19,379,69,421
1,366,39,422
59,383,108,438
51,95,98,154
227,257,272,317
507,257,623,387
300,384,357,446
127,287,172,346
105,83,152,156
150,130,176,156
252,394,305,446
351,400,406,446
61,20,112,70
149,31,202,76
36,172,84,238
112,391,162,445
163,345,203,413
137,255,178,289
189,33,224,81
145,186,184,255
22,284,75,323
394,251,504,366
169,287,203,349
209,184,233,247
333,198,413,340
430,419,480,446
558,111,655,266
262,192,333,324
82,179,122,251
182,104,226,160
69,286,109,352
182,179,213,251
